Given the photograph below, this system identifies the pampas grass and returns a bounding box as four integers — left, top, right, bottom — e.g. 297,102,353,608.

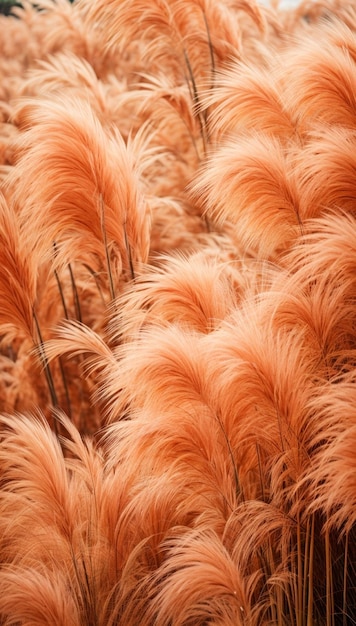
201,59,296,142
281,35,356,134
0,191,36,342
0,0,356,623
9,96,153,283
191,133,302,259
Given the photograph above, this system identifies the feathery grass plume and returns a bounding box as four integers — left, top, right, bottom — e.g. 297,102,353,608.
170,0,241,70
275,212,356,374
124,73,204,161
203,299,319,499
276,0,338,36
201,58,296,143
0,0,121,83
0,411,135,625
82,0,264,155
144,529,256,626
283,0,356,35
280,31,356,134
174,0,267,62
108,251,240,341
82,0,248,82
270,277,356,383
103,400,242,516
0,344,58,418
293,379,356,623
54,413,124,623
102,396,247,621
0,567,81,626
17,52,124,120
0,118,17,170
15,0,106,78
9,96,152,289
119,77,208,194
329,1,356,32
26,55,132,140
0,414,80,608
191,133,302,260
100,411,238,596
29,0,92,57
203,302,356,623
83,0,187,81
0,413,76,559
1,0,356,623
169,0,267,93
101,323,209,420
148,194,228,256
0,191,36,343
295,128,356,220
0,355,16,413
41,319,119,427
222,501,297,624
0,4,37,94
303,380,356,534
101,417,253,621
312,17,356,65
71,0,266,66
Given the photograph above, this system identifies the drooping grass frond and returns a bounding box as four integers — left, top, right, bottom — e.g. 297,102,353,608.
41,320,118,423
202,59,296,142
1,0,356,624
102,323,208,420
83,0,182,79
125,73,203,159
108,251,240,341
9,96,152,288
203,300,318,497
281,34,356,133
296,128,356,219
268,213,356,384
18,52,125,123
145,529,255,626
302,380,356,534
0,192,37,342
0,567,81,626
191,133,302,259
0,411,130,625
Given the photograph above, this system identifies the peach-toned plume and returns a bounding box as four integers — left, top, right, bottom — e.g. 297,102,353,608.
0,0,356,623
108,251,241,339
281,35,356,134
202,59,296,142
191,133,302,259
0,192,37,342
296,128,356,218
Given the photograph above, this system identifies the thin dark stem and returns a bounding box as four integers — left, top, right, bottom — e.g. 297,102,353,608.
83,263,106,306
183,48,207,154
343,532,349,626
58,356,72,419
99,194,116,300
215,411,240,500
32,307,59,435
53,242,69,320
124,224,135,281
68,263,82,323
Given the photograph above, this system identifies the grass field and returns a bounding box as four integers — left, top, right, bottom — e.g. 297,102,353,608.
0,0,356,624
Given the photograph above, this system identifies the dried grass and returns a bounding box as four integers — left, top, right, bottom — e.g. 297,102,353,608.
0,0,355,623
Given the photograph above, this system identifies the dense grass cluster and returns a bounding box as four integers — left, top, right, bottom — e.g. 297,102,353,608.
0,0,356,623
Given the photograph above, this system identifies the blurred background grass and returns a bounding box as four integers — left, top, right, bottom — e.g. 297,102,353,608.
0,0,75,14
0,0,22,15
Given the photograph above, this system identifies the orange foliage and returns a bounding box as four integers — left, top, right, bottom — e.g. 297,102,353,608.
0,0,355,623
